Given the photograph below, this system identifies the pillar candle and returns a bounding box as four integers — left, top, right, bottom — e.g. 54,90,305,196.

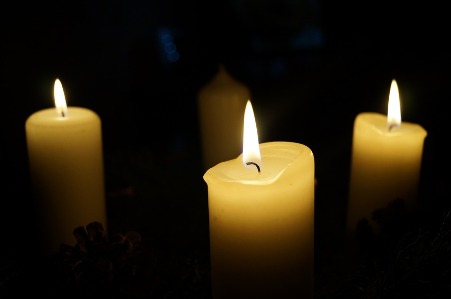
25,79,107,254
203,101,315,299
347,79,427,232
197,64,251,170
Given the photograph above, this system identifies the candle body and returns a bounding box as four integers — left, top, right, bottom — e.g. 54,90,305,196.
198,65,251,170
26,107,107,254
204,142,314,299
347,112,427,231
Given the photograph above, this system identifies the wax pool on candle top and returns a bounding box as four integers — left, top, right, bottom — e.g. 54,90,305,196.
203,101,315,299
347,79,427,232
25,79,107,254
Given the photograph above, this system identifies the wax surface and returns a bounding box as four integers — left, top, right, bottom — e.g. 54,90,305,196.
197,65,250,170
204,142,314,299
347,112,427,231
26,107,107,254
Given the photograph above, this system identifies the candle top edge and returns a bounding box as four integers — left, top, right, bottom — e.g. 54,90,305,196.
356,112,427,136
26,107,101,126
203,141,314,186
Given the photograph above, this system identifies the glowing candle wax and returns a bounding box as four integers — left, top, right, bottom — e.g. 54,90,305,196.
347,79,427,232
203,101,315,299
25,79,107,254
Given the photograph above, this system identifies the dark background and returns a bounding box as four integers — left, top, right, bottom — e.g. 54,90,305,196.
1,1,451,298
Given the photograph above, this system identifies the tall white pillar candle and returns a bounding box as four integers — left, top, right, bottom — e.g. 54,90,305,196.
347,79,427,232
197,64,251,170
25,79,107,254
204,101,315,299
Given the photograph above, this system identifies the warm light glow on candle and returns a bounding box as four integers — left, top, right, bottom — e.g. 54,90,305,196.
347,78,428,232
54,78,68,117
242,100,262,171
26,80,107,254
387,79,401,130
204,122,315,298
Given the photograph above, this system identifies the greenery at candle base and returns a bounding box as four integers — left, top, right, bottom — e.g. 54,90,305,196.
318,199,451,299
44,221,160,298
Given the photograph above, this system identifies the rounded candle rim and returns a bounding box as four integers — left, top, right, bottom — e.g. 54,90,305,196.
203,141,313,186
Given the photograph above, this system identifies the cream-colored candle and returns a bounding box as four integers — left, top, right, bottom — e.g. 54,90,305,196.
347,79,427,232
25,79,107,254
197,64,251,170
204,101,314,299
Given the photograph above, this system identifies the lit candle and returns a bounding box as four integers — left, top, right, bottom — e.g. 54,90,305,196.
203,100,314,299
25,79,107,254
197,64,251,170
347,79,427,232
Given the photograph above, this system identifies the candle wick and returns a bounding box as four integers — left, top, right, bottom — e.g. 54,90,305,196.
388,124,399,132
246,162,261,173
61,111,66,117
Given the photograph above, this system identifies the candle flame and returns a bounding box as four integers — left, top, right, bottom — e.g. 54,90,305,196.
242,100,262,171
54,78,68,117
387,79,401,130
